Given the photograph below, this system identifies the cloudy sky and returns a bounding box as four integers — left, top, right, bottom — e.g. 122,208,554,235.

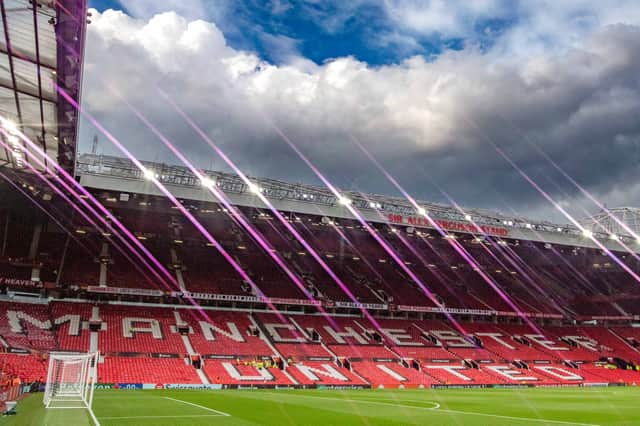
81,0,640,223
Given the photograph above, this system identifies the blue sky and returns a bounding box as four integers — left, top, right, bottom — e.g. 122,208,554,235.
88,0,511,65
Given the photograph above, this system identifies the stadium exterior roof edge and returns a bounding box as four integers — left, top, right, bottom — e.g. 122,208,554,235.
75,153,639,253
55,0,88,175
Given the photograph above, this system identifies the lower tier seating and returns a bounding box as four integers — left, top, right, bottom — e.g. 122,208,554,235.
98,356,201,384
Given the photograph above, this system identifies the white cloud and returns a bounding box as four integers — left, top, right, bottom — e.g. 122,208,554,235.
117,0,212,21
80,7,640,221
383,0,509,37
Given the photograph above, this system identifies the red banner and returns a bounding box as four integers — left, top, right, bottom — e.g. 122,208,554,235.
387,214,509,237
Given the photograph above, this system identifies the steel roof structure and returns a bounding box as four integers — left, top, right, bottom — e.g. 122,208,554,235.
0,0,87,175
582,207,640,238
76,153,640,252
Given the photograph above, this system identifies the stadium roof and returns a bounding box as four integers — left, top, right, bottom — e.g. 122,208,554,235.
582,207,640,238
76,153,640,253
0,0,87,175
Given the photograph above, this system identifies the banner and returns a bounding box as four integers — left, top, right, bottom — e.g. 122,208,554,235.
87,286,164,297
334,301,388,310
397,305,564,319
0,277,48,289
203,354,236,359
387,214,509,237
95,383,114,390
115,383,143,390
576,315,634,321
397,305,496,316
269,297,322,307
175,292,322,307
163,384,223,390
142,384,164,390
176,292,261,302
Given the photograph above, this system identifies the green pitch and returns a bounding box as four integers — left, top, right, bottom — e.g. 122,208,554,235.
3,387,640,425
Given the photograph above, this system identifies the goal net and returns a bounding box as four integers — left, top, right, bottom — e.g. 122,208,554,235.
44,352,100,424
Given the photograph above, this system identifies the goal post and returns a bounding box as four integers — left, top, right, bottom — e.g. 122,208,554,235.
44,352,100,425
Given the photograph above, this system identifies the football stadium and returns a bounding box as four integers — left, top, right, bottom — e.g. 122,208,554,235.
1,1,640,425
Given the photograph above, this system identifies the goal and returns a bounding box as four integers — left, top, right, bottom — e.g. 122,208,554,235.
43,352,100,424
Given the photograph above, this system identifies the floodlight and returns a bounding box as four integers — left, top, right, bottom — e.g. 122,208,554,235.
1,118,19,134
200,176,215,188
582,229,593,238
141,168,157,180
337,195,351,206
248,182,263,194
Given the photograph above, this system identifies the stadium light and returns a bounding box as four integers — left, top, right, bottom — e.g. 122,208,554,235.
337,195,352,206
1,118,19,134
248,182,263,194
464,214,472,221
610,234,619,241
141,167,157,180
417,207,427,216
582,229,593,238
200,176,216,188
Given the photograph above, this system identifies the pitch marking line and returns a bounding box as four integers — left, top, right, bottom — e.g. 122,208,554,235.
163,396,231,417
258,393,599,426
100,415,225,419
350,398,440,410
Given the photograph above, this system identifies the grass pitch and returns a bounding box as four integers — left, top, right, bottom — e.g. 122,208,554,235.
3,387,639,425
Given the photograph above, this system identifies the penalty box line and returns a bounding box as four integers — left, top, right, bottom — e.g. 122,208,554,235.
163,396,231,417
96,396,231,420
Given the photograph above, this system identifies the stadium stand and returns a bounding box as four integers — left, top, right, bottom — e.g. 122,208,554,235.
99,356,200,384
1,184,640,389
